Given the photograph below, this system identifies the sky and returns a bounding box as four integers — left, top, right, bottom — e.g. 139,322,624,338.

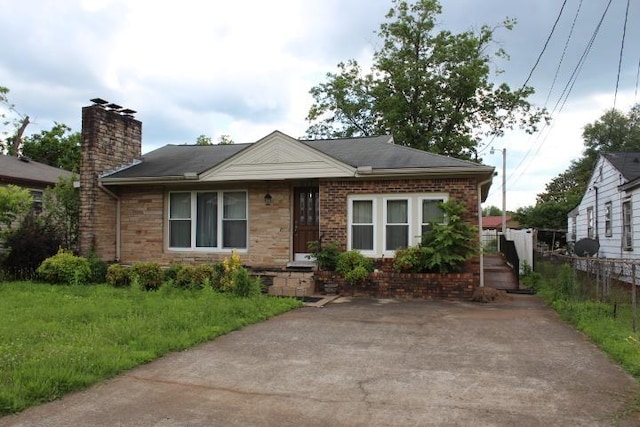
1,0,639,211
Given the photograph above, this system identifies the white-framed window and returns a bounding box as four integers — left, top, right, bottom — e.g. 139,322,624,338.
604,202,612,237
347,193,448,256
385,198,410,251
623,199,632,251
421,198,445,236
587,207,594,238
349,198,375,253
168,190,247,251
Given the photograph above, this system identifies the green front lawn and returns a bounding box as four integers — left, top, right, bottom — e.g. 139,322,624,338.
0,281,301,415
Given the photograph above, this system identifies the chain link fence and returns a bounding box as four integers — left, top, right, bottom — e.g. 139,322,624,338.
535,251,640,332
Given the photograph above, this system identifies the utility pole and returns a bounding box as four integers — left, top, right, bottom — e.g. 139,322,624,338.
491,147,507,234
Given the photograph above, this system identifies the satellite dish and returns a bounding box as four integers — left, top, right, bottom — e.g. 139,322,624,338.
574,238,600,257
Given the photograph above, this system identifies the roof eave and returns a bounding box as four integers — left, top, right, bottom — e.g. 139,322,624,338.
357,166,495,177
100,175,198,185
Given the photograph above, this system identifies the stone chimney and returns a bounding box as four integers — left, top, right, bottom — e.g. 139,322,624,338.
79,99,141,259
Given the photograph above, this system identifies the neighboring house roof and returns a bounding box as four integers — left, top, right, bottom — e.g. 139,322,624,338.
482,216,512,228
104,131,493,181
602,152,640,182
0,154,72,187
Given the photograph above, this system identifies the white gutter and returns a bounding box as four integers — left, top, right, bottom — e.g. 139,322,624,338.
477,176,494,288
97,182,121,262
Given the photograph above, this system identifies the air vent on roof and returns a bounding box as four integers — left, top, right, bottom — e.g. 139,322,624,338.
634,158,639,163
18,155,30,163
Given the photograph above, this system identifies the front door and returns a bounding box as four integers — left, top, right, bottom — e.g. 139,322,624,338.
293,187,319,260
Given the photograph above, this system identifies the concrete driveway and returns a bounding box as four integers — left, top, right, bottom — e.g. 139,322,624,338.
2,295,639,426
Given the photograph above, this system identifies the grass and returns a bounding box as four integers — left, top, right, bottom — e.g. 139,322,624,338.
534,261,640,379
0,281,301,415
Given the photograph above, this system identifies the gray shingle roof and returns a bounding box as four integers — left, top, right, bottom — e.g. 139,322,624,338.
106,134,492,180
0,154,72,186
303,136,484,169
603,152,640,181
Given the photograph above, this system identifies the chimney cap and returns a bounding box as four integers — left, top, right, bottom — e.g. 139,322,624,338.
107,103,123,111
121,108,137,115
90,98,108,105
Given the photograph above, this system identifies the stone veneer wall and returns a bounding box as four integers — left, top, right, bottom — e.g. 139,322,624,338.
117,182,292,267
79,104,141,259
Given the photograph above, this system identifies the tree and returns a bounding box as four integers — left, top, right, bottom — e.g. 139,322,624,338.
0,86,30,156
195,135,212,145
0,185,32,230
43,174,80,251
21,123,81,172
306,0,546,159
217,134,234,145
482,205,502,216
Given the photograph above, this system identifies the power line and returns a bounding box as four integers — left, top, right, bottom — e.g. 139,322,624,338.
488,0,614,201
613,0,631,111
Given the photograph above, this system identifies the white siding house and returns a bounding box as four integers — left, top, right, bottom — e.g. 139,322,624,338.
569,153,640,260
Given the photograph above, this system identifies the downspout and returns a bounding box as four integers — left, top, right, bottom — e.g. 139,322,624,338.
478,176,494,288
97,181,121,262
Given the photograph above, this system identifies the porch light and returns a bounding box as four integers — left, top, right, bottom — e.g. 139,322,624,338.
264,193,272,206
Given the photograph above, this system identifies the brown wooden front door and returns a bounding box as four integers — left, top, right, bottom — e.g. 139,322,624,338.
293,187,319,256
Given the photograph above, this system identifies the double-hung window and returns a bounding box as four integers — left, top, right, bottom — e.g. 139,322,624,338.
421,198,445,235
350,199,374,252
604,202,612,237
169,190,247,250
623,199,633,250
385,199,409,251
586,207,594,239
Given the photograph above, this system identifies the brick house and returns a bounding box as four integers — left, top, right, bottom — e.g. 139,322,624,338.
79,100,494,297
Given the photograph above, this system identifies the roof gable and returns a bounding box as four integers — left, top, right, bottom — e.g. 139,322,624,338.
199,131,356,181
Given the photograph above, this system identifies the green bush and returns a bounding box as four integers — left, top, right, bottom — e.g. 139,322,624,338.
393,199,476,274
336,250,374,286
193,264,215,289
163,263,184,282
130,262,163,291
106,264,130,288
307,240,341,271
232,267,263,297
87,256,108,284
36,249,91,285
175,265,197,289
2,214,62,280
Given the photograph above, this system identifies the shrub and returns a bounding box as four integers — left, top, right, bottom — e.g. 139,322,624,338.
130,262,163,291
220,251,242,292
175,266,196,289
87,256,108,284
336,250,374,286
1,214,61,279
164,263,184,282
106,264,130,288
393,199,477,274
232,267,263,297
307,240,340,271
37,249,91,285
193,264,215,289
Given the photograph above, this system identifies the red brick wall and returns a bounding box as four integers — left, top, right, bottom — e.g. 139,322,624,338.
315,270,475,300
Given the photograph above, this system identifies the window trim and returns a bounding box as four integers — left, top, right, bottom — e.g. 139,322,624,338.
623,199,633,251
604,201,612,237
586,206,594,239
347,193,449,257
167,190,248,252
383,197,411,255
419,196,447,237
347,196,377,256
